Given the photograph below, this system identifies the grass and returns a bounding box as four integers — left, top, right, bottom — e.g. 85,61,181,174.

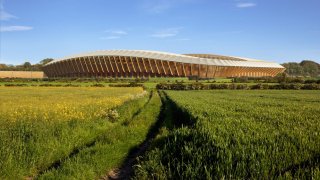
0,87,145,178
38,90,162,179
135,90,320,179
1,84,319,179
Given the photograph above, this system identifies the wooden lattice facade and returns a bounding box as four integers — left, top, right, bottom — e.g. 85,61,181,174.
43,50,285,78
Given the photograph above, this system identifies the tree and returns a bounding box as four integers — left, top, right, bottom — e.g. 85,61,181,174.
0,64,8,70
40,58,54,65
282,62,303,76
282,60,319,77
300,60,319,77
23,62,32,69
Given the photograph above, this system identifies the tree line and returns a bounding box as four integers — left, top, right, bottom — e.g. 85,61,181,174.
282,60,319,77
0,58,53,71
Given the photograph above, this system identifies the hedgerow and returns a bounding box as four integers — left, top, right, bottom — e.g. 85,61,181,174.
156,82,320,90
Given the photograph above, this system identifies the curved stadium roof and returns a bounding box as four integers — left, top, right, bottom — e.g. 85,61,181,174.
47,50,284,68
43,50,285,78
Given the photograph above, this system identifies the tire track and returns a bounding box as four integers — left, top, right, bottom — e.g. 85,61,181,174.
104,91,166,180
33,92,153,179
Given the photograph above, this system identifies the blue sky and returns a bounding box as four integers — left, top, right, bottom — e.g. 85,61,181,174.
0,0,319,65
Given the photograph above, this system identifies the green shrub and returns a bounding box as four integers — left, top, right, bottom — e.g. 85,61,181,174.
250,83,264,89
4,83,28,87
63,83,81,87
90,83,105,87
109,82,144,87
301,83,320,90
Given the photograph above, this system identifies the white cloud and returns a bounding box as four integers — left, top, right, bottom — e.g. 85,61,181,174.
0,10,16,20
151,33,177,38
142,0,175,13
0,1,17,20
0,1,33,32
101,29,128,40
142,0,199,13
175,38,190,41
151,27,182,38
0,26,33,32
100,36,121,40
236,2,256,8
105,30,128,35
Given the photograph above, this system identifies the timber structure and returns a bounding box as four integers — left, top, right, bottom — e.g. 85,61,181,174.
43,50,285,78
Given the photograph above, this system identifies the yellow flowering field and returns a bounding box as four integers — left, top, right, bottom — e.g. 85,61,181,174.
0,86,146,177
0,87,144,123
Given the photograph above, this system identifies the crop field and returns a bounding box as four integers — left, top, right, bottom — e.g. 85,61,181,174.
0,86,151,178
136,90,320,179
1,84,319,179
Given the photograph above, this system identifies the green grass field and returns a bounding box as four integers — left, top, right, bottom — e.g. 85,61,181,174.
135,90,320,179
38,90,162,179
0,86,154,179
1,85,319,179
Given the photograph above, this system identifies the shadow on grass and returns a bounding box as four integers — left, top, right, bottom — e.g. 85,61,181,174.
107,91,169,179
275,153,320,177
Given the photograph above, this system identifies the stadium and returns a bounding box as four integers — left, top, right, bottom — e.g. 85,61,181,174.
43,50,285,78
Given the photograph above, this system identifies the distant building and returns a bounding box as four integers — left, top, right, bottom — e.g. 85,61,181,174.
43,50,285,78
0,71,45,78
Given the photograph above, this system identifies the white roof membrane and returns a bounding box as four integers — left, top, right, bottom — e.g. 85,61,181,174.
46,50,284,68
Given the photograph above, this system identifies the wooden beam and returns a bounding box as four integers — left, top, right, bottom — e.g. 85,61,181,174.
52,63,60,77
59,61,66,77
107,56,114,73
142,58,148,73
47,65,53,77
135,57,142,73
174,62,179,76
102,56,110,76
92,56,100,74
79,57,86,75
213,66,218,77
63,60,70,76
148,58,154,74
83,57,90,76
205,65,209,78
119,56,126,75
269,68,275,76
73,59,80,75
271,68,279,77
62,60,70,77
98,56,105,73
69,59,76,76
224,66,230,77
113,56,120,73
124,57,131,73
130,57,136,73
85,56,94,74
42,66,48,76
58,61,65,77
208,65,214,78
64,61,70,76
182,63,187,77
167,61,173,76
237,67,243,77
63,60,71,76
48,66,53,77
44,66,50,77
154,59,160,75
160,60,167,76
